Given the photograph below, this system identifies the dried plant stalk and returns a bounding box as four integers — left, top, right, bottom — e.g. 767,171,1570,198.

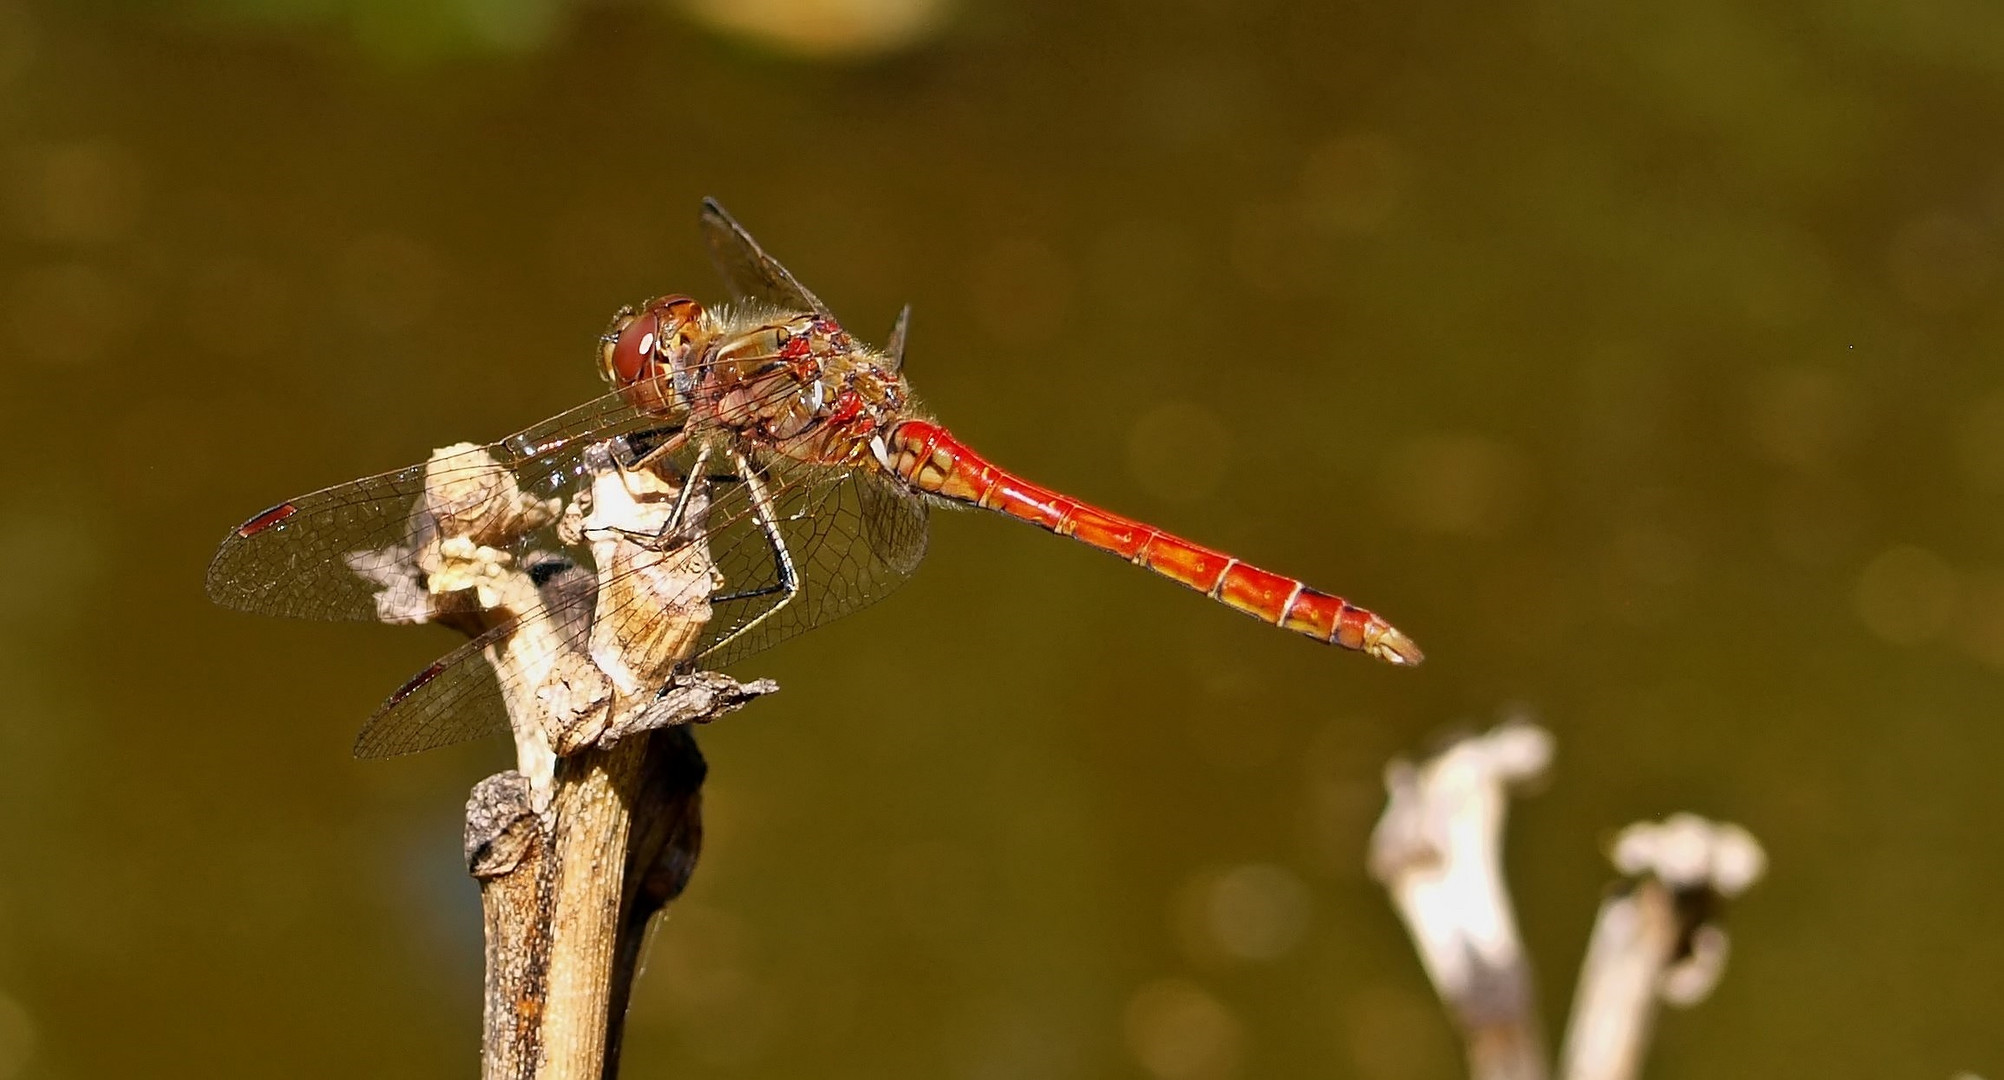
1372,722,1766,1080
359,439,773,1079
1557,815,1766,1080
1369,721,1554,1080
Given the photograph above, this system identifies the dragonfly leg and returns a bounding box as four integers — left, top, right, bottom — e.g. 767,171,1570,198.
618,425,688,472
600,430,713,549
698,447,800,656
659,442,711,539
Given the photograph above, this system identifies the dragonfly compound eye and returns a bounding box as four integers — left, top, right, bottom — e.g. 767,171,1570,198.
602,295,705,411
598,309,639,385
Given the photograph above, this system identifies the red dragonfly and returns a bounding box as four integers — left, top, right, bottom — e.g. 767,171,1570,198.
208,200,1420,756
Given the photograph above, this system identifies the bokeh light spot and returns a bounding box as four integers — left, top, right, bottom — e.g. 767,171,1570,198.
1123,978,1243,1080
1887,212,1995,312
1747,365,1856,472
675,0,952,60
1853,544,1958,647
1299,132,1405,235
1382,434,1533,536
1951,570,2004,670
7,141,142,246
7,262,126,367
1173,863,1312,964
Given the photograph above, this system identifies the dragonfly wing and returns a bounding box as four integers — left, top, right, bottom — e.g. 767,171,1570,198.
352,622,517,757
350,551,599,758
207,458,435,621
206,390,661,621
699,198,831,317
858,465,929,579
883,304,911,372
354,445,929,754
695,457,928,669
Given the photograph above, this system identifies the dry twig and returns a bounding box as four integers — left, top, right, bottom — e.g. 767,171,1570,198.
1371,720,1765,1080
357,440,774,1079
1557,814,1766,1080
1369,720,1554,1080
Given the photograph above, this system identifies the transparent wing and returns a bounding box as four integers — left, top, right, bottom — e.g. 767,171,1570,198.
883,304,911,372
698,453,929,669
349,552,598,758
352,623,518,758
205,389,666,621
347,442,928,758
699,198,830,316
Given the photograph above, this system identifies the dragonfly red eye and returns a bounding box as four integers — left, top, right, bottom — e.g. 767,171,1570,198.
601,295,704,390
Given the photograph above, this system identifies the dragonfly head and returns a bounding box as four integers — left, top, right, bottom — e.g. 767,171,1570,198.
601,295,707,413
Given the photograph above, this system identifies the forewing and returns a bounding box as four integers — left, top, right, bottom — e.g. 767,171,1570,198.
699,198,830,316
884,304,911,372
207,459,436,621
205,390,660,621
208,388,672,757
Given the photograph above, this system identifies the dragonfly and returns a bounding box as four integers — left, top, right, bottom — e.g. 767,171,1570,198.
208,199,1421,757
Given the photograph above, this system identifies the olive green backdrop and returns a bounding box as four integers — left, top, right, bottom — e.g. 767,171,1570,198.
0,0,2000,1075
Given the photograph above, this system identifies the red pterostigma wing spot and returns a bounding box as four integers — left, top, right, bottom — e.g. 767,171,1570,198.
205,390,657,621
234,502,299,538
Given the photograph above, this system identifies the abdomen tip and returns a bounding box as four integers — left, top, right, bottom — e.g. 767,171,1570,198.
1368,626,1424,666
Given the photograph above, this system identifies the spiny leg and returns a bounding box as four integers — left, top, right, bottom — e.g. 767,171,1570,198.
659,441,711,540
600,430,714,548
698,447,801,658
621,425,688,472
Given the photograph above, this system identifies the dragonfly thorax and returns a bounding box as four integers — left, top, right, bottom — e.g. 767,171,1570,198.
602,295,914,470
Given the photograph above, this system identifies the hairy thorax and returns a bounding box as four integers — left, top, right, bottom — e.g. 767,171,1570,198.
600,296,916,471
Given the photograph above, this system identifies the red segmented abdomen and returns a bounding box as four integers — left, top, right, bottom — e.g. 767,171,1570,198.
882,420,1422,665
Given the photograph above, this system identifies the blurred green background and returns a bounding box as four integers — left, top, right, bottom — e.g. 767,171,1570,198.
2,0,2002,1075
